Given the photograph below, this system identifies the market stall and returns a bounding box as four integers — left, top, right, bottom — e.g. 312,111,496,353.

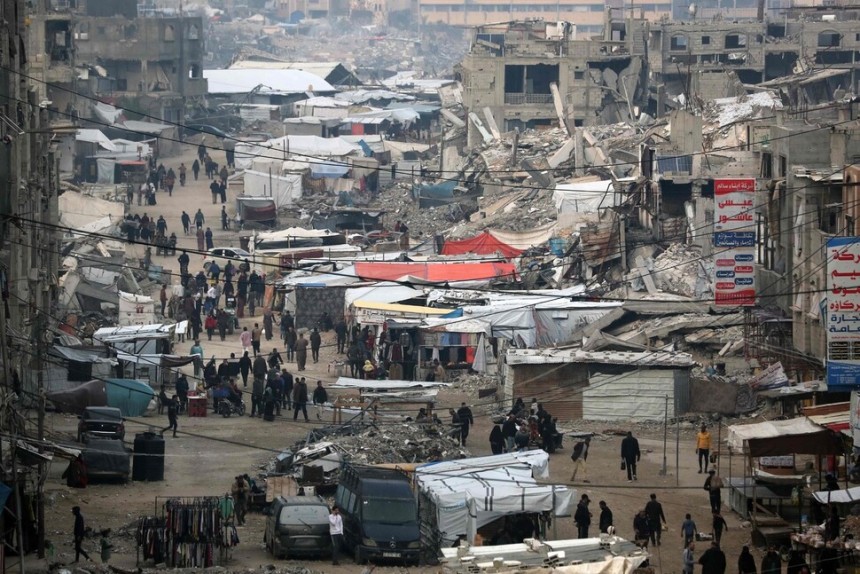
727,418,845,547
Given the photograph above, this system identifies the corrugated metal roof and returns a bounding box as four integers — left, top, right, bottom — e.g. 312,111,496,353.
506,348,694,367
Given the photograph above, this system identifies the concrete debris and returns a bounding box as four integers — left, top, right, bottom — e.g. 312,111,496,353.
277,421,469,470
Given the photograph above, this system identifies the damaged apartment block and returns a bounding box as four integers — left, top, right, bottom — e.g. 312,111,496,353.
458,9,860,145
27,0,207,146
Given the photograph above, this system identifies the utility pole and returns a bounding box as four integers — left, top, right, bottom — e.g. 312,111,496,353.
659,395,668,476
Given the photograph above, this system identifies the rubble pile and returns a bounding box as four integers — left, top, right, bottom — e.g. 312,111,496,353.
303,421,469,465
449,371,500,395
648,244,713,299
48,566,325,574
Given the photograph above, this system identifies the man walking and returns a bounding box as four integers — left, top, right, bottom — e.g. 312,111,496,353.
72,506,91,562
181,211,191,235
621,431,641,481
681,513,698,548
240,326,252,354
704,469,724,512
252,354,267,416
329,506,344,566
645,493,667,546
310,327,321,363
697,424,712,474
251,323,262,357
334,317,347,353
574,494,592,539
457,402,474,446
683,542,696,574
570,435,590,483
161,396,178,437
194,208,205,231
599,501,613,534
293,377,309,421
312,380,328,420
698,541,727,574
712,510,728,545
231,475,249,526
295,333,309,371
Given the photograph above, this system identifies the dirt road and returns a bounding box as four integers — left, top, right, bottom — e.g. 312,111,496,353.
31,141,758,573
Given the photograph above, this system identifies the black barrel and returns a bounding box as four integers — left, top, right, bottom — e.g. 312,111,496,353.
133,432,165,481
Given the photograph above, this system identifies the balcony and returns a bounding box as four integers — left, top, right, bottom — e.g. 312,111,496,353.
504,92,553,105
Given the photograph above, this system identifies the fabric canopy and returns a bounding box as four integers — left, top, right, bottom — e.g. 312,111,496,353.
727,417,843,457
813,486,860,504
416,452,572,547
441,231,522,258
354,261,517,284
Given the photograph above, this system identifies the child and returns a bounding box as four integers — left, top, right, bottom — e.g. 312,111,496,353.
99,529,113,563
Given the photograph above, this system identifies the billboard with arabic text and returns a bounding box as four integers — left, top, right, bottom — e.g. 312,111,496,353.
713,178,756,306
826,236,860,389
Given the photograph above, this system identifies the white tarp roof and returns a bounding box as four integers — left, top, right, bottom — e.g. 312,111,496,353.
76,129,116,151
111,139,152,157
813,486,860,504
92,102,123,125
727,417,826,451
278,265,359,288
58,192,126,231
330,377,450,390
203,68,334,94
416,452,573,547
234,136,358,169
553,179,617,214
242,170,302,208
343,282,422,309
257,227,341,241
93,323,173,343
343,108,420,125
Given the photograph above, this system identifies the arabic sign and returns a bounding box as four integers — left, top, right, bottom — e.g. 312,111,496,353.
714,178,756,306
826,236,860,389
750,361,789,390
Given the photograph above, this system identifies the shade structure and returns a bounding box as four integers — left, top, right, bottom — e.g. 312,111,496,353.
441,231,523,258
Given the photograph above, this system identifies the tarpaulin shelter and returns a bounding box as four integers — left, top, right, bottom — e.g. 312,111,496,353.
415,451,573,549
441,231,523,258
242,170,302,208
103,378,155,416
727,417,843,457
727,417,844,546
46,378,154,416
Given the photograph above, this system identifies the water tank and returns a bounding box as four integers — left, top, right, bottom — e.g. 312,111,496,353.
133,432,165,482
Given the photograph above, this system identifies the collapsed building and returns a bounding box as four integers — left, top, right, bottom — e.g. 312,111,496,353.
456,10,860,140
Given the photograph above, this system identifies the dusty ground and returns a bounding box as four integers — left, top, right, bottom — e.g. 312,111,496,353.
30,141,760,573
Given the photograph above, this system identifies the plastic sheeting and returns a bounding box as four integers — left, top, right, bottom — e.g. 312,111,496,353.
343,282,422,312
234,136,358,169
442,231,522,258
104,378,155,416
96,158,115,184
77,129,116,151
727,417,843,456
416,452,572,547
243,170,302,208
424,301,620,347
489,223,558,251
552,179,618,214
203,68,334,94
354,261,517,284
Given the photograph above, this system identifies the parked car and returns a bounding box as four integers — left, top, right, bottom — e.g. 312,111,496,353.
81,438,131,481
77,406,125,443
205,246,252,261
335,463,420,565
184,123,231,139
264,496,332,559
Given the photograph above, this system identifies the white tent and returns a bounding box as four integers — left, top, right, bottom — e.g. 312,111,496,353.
343,282,423,313
552,179,616,214
415,452,573,547
242,170,302,208
76,129,116,151
234,136,358,169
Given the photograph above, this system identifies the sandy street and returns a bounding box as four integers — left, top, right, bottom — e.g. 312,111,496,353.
31,140,757,573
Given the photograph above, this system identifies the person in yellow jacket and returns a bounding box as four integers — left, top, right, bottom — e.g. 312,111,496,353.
696,424,712,474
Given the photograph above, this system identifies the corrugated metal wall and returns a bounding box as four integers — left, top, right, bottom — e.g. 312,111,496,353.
510,363,588,422
584,368,679,422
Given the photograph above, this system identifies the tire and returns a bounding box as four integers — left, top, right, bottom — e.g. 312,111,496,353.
238,404,246,416
220,404,231,417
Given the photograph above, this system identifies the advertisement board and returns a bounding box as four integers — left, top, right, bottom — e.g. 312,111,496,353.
826,236,860,388
713,178,756,306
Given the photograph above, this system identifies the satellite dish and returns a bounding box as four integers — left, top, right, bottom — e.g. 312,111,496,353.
688,3,698,17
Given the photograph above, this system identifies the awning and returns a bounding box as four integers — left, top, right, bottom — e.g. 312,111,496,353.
441,231,523,259
51,346,111,363
76,129,117,151
813,486,860,504
350,300,449,316
727,417,843,457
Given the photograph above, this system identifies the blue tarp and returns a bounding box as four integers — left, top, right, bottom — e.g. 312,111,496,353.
105,378,155,417
413,180,456,200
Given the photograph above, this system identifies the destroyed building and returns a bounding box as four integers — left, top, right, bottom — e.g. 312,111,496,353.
456,11,860,141
27,0,207,132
